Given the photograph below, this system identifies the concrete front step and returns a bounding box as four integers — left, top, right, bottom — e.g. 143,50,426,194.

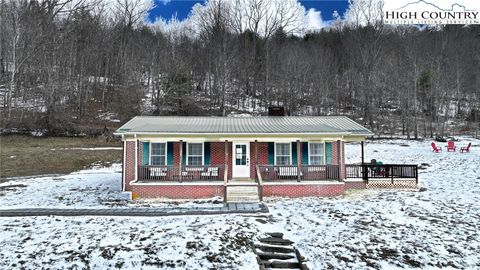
227,186,260,202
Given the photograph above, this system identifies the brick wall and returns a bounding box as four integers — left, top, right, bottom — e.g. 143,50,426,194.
210,142,232,179
131,184,224,199
263,183,345,197
173,142,181,166
332,140,346,180
250,142,268,179
124,141,136,191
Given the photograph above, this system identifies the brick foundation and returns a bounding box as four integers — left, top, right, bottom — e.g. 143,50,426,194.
263,182,344,197
130,184,224,199
344,180,367,190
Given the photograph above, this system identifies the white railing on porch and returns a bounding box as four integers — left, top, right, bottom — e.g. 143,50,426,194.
256,165,340,182
138,165,226,182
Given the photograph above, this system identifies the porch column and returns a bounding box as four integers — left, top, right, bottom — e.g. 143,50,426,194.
224,140,228,179
361,141,367,180
337,140,342,181
255,140,258,171
297,140,301,182
179,140,183,181
134,137,138,181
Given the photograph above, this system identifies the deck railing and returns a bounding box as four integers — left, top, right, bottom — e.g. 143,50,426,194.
345,164,418,184
256,165,340,182
138,165,225,182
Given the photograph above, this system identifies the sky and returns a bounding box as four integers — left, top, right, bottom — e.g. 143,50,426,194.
147,0,350,23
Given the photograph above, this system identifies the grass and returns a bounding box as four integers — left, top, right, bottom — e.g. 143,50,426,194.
0,135,122,180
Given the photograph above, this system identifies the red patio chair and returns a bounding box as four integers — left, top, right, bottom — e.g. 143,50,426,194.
446,141,456,152
431,142,442,153
460,142,472,153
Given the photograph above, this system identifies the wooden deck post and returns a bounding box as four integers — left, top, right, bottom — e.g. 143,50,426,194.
179,140,183,182
391,165,394,184
361,141,367,181
415,166,419,185
297,140,301,182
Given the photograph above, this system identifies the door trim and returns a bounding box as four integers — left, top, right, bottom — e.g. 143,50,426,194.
232,141,250,178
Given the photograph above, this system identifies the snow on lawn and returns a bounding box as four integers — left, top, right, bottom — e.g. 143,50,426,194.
0,164,123,208
0,215,260,269
0,138,479,269
267,137,480,269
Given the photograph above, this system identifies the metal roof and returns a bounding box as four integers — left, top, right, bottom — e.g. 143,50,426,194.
115,116,373,136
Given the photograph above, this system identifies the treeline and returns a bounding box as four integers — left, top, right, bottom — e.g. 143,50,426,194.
0,0,479,138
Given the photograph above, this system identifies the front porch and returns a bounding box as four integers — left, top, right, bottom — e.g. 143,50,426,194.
125,139,418,201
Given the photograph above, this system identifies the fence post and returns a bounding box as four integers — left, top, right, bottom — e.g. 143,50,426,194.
415,166,418,185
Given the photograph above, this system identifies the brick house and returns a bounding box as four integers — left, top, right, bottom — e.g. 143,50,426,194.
115,115,418,201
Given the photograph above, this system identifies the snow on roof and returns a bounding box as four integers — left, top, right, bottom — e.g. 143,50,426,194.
115,116,374,136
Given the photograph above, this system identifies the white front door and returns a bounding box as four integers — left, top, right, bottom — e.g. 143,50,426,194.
232,142,250,178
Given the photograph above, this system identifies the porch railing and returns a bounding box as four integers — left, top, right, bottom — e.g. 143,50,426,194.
256,165,340,182
138,165,225,182
345,164,418,184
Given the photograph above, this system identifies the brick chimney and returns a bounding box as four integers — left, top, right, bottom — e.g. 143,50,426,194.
268,106,288,116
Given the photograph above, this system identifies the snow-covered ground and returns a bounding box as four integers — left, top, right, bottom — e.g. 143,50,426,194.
0,138,479,269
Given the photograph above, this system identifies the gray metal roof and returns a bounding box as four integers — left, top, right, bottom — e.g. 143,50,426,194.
115,116,373,136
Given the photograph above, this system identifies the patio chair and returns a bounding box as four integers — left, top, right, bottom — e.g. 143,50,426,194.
460,142,472,153
181,167,199,179
371,161,387,177
446,141,456,152
276,167,303,179
149,167,167,177
431,142,442,153
201,167,219,179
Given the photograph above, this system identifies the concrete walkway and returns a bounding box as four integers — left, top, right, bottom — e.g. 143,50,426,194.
0,203,269,217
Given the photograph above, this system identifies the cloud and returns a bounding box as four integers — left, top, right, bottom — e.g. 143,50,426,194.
160,0,171,5
305,8,325,30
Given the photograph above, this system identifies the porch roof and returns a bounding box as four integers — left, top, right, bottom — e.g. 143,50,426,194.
114,116,373,136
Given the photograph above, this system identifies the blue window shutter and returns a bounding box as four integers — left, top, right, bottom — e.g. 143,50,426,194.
302,142,309,165
268,142,275,165
142,142,149,165
167,142,174,165
182,142,187,165
291,142,297,164
204,142,211,165
325,142,333,164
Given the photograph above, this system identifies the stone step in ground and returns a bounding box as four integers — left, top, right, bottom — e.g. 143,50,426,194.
254,232,309,270
226,186,259,202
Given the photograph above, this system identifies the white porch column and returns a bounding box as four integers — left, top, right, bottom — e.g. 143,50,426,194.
134,135,138,181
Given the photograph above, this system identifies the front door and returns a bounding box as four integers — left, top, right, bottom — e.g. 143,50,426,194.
232,142,250,178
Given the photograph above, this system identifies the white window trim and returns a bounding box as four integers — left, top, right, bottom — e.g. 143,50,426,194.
186,142,204,166
149,142,167,166
274,142,292,165
308,142,326,165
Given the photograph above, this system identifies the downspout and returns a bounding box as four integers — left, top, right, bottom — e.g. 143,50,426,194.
122,135,126,191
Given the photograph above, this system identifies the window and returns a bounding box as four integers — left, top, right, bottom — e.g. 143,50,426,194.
309,142,325,165
187,143,203,165
275,143,291,165
150,143,166,165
